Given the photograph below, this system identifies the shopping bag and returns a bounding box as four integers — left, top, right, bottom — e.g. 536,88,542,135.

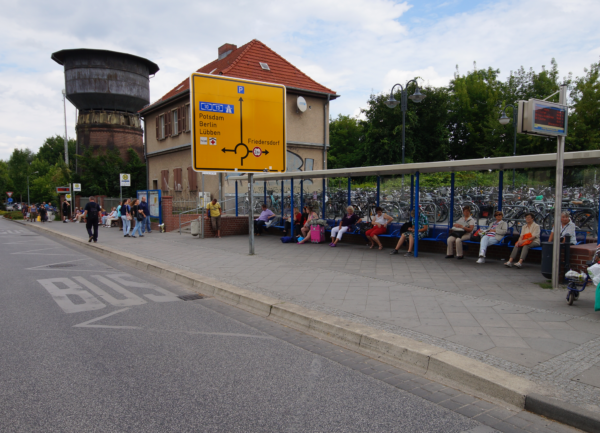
588,264,600,287
37,215,41,222
595,282,600,312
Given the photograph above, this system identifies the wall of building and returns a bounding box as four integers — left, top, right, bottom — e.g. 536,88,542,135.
286,94,328,146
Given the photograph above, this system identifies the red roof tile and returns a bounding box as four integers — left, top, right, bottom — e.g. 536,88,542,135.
142,39,336,113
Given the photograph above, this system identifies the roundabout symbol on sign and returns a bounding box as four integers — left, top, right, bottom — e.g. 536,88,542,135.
253,147,262,157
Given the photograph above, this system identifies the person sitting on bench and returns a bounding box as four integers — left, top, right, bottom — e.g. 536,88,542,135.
446,206,476,259
390,209,429,256
505,213,540,268
476,210,508,264
548,211,577,245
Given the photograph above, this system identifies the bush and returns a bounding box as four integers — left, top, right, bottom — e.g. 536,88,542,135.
2,211,24,220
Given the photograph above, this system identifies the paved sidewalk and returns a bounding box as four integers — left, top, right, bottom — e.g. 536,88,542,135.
17,220,600,413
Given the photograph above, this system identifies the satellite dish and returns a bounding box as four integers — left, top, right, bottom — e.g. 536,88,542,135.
297,96,307,113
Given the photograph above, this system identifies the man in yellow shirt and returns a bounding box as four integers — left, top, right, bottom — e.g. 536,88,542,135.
206,198,222,238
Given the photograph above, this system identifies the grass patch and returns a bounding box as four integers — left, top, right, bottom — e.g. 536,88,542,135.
536,280,553,289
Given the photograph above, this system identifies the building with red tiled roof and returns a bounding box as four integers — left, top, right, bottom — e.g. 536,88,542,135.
140,40,338,204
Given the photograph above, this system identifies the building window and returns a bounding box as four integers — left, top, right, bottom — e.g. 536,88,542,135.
160,115,165,139
152,180,158,190
172,110,178,135
173,168,182,191
187,104,191,132
305,158,314,171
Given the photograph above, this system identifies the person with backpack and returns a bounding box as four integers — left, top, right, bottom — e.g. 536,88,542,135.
130,198,145,238
82,196,101,243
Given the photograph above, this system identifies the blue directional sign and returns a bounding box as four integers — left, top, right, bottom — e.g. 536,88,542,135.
7,198,13,203
198,101,235,114
237,86,245,94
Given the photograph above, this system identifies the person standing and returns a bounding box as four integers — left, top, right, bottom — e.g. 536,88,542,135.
206,198,222,238
130,199,145,238
62,199,70,223
29,204,37,222
83,196,101,243
120,199,131,237
140,196,152,234
38,204,48,223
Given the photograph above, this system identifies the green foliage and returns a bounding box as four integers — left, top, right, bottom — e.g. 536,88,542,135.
328,58,600,171
328,115,364,169
0,160,12,199
77,148,146,197
2,211,24,220
36,136,77,171
567,61,600,152
7,148,34,202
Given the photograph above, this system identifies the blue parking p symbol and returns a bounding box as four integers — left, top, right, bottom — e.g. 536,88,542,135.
238,86,245,94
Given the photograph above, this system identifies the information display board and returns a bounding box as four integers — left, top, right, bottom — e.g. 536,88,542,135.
518,99,568,137
190,73,286,173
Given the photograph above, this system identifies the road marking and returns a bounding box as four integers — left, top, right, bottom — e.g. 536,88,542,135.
73,308,141,329
74,276,147,307
107,274,180,302
38,278,106,314
27,258,116,272
12,247,79,255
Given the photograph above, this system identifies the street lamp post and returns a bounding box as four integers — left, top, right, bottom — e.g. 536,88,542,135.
385,80,426,185
498,104,518,188
27,171,38,206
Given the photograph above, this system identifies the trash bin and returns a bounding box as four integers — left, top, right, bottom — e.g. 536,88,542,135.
541,238,571,280
191,220,199,236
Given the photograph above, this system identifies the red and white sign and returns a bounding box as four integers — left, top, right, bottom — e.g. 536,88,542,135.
6,191,13,197
209,137,217,146
253,147,262,157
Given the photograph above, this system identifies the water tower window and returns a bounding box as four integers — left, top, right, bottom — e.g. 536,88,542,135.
172,109,178,135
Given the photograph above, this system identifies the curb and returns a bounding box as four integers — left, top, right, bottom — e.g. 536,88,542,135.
17,221,600,432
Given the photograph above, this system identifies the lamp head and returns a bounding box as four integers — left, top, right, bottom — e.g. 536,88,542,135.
408,88,426,103
385,95,399,109
498,112,510,125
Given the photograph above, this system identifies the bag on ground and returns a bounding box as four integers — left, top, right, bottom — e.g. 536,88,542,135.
310,225,325,243
587,264,600,286
596,281,600,312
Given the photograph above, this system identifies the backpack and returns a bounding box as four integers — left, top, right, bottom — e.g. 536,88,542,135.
117,205,121,218
88,203,99,219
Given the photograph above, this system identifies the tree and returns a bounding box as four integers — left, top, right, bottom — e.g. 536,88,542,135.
36,136,77,171
76,148,147,197
328,115,365,169
7,148,34,202
567,61,600,152
0,160,13,201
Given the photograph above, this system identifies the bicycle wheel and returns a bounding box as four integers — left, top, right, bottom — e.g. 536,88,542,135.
543,213,554,230
573,211,598,235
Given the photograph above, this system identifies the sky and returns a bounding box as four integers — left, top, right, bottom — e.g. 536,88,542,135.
0,0,599,161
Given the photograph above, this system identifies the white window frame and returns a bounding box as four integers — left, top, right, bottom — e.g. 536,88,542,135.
172,109,178,135
160,115,165,139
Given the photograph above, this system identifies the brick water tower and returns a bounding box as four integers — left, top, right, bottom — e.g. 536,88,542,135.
51,49,159,166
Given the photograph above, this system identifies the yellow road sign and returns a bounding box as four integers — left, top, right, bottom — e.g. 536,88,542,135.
190,73,286,173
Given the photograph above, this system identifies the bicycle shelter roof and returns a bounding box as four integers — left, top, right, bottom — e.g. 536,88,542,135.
229,150,600,182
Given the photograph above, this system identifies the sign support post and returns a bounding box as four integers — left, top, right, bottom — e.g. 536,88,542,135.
201,173,205,239
552,85,568,289
248,174,254,255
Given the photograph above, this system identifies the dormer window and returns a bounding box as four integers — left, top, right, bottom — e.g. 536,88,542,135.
259,62,270,71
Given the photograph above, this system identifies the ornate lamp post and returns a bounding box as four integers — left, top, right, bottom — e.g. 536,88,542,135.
385,80,425,185
498,104,518,188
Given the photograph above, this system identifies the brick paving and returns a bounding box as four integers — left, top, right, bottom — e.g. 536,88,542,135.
23,220,600,413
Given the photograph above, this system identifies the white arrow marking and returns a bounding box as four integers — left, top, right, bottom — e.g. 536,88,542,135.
73,308,141,329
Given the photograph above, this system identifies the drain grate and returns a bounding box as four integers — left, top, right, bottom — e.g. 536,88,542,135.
177,294,204,301
47,264,77,268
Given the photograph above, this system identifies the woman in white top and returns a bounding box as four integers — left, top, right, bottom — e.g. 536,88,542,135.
446,206,476,259
103,207,119,227
366,207,393,250
548,211,577,245
476,210,508,263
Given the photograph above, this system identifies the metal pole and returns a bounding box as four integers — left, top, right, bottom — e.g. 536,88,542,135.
552,85,568,289
300,180,304,214
249,173,254,255
322,178,326,218
63,90,73,207
290,177,294,238
235,181,238,217
410,175,414,211
401,99,406,187
347,177,351,206
264,181,267,207
27,176,30,206
498,171,504,212
376,176,380,207
281,180,284,221
201,173,204,239
597,187,600,238
512,108,517,188
449,173,455,230
414,171,420,257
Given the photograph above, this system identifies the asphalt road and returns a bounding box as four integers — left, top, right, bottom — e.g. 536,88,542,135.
0,218,501,432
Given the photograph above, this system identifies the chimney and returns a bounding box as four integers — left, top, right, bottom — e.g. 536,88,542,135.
218,43,237,60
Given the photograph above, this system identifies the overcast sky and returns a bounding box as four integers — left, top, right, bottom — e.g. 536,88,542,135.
0,0,598,161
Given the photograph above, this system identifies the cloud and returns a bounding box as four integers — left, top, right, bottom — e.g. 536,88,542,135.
0,0,598,160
